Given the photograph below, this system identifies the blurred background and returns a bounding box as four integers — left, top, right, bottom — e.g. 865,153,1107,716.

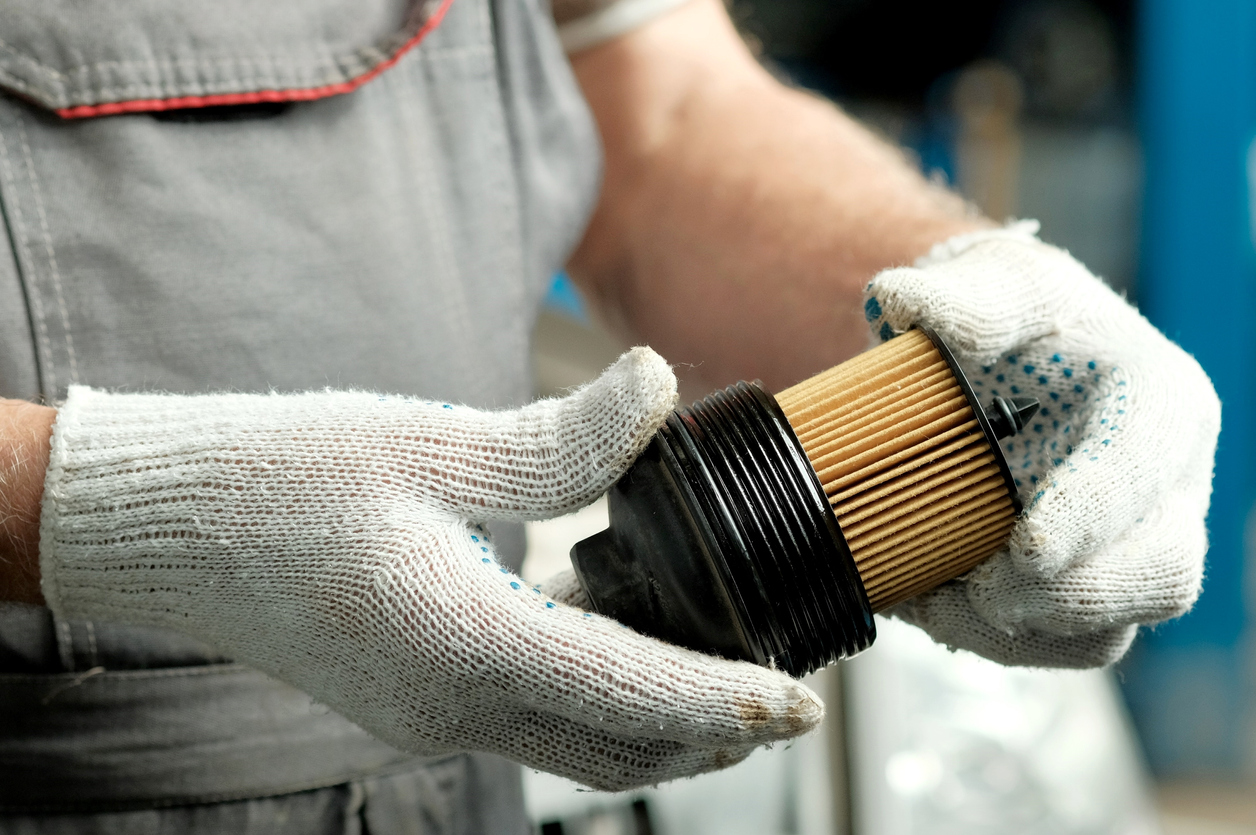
526,0,1256,832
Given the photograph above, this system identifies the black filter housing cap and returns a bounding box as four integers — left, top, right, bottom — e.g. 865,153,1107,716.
571,382,875,678
571,438,759,665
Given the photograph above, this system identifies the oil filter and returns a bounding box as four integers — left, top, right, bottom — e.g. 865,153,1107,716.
570,328,1037,677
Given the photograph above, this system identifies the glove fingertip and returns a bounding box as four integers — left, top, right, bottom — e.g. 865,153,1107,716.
622,345,680,429
1008,514,1066,575
591,347,678,436
864,268,979,353
517,347,677,517
864,267,927,330
733,679,825,743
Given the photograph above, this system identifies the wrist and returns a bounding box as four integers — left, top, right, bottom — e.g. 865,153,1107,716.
0,399,55,605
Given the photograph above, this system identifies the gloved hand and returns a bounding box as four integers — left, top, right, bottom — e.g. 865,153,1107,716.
863,222,1220,667
38,349,822,791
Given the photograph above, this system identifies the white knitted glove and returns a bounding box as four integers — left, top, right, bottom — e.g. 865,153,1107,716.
38,349,822,791
863,223,1220,668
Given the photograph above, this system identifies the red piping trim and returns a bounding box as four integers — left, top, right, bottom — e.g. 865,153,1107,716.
55,0,455,119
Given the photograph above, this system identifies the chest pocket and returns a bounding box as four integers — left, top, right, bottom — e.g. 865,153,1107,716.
0,0,449,117
0,0,597,408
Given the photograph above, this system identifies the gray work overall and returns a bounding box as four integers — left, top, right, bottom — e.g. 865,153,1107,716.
0,0,601,829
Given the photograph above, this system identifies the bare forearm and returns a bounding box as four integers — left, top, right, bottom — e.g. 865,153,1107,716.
568,0,988,391
0,400,52,604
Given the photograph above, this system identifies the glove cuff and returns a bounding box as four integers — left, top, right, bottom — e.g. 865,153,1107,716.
39,386,238,622
39,386,382,623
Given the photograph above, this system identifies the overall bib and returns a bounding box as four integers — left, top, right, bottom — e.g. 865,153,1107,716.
0,0,601,829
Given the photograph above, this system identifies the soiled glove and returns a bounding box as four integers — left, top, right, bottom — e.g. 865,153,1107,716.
863,223,1220,668
38,349,822,791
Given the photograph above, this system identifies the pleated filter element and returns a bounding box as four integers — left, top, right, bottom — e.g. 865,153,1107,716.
571,326,1035,674
776,330,1019,612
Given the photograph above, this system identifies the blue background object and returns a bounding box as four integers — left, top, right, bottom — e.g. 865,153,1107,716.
542,273,589,323
1118,0,1256,774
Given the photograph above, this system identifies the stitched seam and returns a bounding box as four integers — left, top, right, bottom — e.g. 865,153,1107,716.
0,662,255,685
479,2,531,373
0,67,47,99
0,117,55,398
0,49,504,82
62,76,360,101
0,35,398,80
0,37,66,81
60,63,372,97
16,113,77,384
44,44,491,101
58,44,489,76
52,54,369,77
0,34,372,82
60,43,490,87
84,621,98,668
54,618,74,672
0,43,490,111
393,55,480,393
